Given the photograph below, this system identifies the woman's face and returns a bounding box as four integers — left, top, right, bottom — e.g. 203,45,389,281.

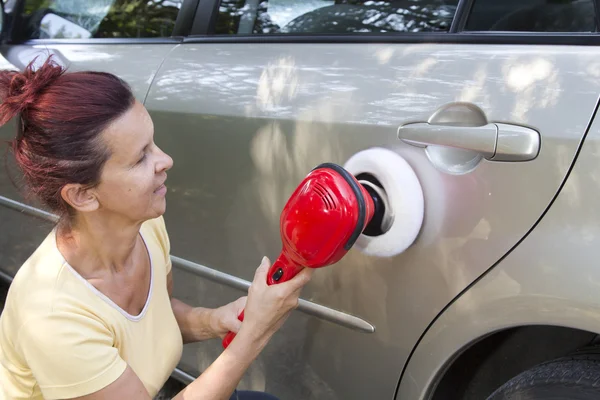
92,100,173,223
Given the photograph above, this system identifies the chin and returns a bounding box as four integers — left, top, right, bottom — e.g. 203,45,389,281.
138,196,167,222
152,200,167,217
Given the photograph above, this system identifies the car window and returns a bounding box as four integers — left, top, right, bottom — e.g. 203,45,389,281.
214,0,460,35
465,0,596,32
17,0,183,40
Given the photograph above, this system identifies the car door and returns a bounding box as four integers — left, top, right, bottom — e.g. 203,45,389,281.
0,0,188,276
142,0,600,398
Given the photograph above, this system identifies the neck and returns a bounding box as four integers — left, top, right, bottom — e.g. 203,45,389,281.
57,212,143,277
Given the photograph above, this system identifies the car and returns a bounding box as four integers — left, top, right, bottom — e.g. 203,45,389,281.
2,0,600,399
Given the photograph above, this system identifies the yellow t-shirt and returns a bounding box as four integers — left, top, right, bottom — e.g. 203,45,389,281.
0,216,184,399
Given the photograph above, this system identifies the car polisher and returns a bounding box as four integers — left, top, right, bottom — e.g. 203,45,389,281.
222,149,423,348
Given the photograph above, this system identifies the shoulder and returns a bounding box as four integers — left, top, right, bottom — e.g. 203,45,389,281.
141,215,170,250
4,230,117,348
140,215,172,273
6,229,69,320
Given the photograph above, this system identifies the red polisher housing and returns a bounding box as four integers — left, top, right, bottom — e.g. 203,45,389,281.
268,164,375,284
222,163,374,348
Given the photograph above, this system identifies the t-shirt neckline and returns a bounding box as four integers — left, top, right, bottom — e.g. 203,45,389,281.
53,229,154,322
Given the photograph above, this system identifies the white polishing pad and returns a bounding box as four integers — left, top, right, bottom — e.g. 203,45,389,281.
344,147,424,257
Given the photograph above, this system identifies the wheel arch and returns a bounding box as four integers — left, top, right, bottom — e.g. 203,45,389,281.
429,324,599,400
395,277,600,400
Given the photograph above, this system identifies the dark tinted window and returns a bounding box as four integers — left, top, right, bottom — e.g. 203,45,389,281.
215,0,459,35
18,0,182,40
465,0,596,32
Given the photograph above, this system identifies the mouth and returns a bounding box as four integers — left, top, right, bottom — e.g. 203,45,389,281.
154,177,167,194
154,183,167,196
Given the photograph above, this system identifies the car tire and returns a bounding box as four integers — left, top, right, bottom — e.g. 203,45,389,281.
487,351,600,399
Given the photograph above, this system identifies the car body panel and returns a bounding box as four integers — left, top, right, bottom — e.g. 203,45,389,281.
0,43,178,102
397,99,600,399
140,42,600,398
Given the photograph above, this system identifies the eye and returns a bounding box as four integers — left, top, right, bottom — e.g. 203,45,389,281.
136,153,146,165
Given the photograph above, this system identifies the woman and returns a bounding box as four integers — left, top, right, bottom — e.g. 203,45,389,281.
0,56,312,400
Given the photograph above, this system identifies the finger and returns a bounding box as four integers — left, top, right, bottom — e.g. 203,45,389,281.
235,296,248,312
252,256,271,286
279,267,313,292
227,316,243,334
274,280,308,309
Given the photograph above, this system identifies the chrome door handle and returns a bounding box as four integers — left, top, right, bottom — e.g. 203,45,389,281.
397,122,540,161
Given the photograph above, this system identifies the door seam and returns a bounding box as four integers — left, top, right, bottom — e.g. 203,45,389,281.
142,43,181,105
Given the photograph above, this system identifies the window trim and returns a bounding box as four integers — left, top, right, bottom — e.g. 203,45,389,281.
187,0,600,45
183,31,600,46
594,0,600,32
450,0,474,33
14,38,183,45
191,0,221,35
173,0,201,37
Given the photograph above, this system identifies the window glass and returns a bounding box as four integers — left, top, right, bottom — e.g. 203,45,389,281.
465,0,596,32
18,0,183,40
215,0,459,35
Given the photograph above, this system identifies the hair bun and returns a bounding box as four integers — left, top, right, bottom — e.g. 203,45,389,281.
0,56,65,126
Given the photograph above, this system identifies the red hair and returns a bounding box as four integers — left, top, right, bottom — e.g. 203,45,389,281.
0,56,135,222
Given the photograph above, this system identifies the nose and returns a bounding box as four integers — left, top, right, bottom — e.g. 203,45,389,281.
156,147,174,173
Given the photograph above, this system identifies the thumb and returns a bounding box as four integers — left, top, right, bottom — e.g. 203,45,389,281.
252,256,270,286
235,296,248,313
224,314,243,336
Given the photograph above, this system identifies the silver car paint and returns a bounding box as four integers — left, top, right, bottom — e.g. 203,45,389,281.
2,37,600,400
140,43,600,398
1,43,179,102
397,95,600,399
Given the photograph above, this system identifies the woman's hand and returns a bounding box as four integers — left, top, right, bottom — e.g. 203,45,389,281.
209,296,247,339
238,256,313,346
171,257,313,400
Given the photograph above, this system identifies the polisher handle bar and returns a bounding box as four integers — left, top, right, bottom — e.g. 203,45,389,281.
221,253,304,348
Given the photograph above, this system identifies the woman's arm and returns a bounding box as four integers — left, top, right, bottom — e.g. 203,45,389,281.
167,272,246,343
74,257,312,400
170,297,216,343
74,327,269,400
171,257,312,399
167,272,215,343
171,325,269,400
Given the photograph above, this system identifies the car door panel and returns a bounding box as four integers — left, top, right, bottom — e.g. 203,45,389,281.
144,42,600,399
0,43,178,102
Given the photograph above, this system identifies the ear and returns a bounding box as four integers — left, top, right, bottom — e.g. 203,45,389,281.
60,183,99,213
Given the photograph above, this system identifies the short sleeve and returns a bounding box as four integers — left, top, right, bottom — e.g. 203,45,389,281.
17,312,127,399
